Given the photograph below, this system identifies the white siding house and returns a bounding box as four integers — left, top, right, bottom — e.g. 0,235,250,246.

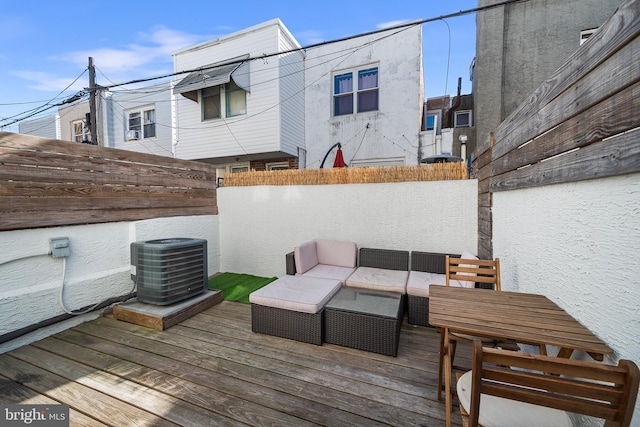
304,23,424,168
18,114,60,140
172,19,305,176
102,82,173,157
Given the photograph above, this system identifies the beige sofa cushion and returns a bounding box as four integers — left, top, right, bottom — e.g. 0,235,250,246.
406,271,447,297
315,239,357,268
346,267,408,294
249,275,342,314
294,240,318,274
299,264,356,282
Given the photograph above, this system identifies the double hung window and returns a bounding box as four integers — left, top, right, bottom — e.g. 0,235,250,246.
454,110,472,128
201,82,246,121
333,66,379,116
72,120,90,143
127,107,156,140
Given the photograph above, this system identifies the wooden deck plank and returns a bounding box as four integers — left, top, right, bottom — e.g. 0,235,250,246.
0,300,463,427
8,344,244,427
0,374,108,427
0,353,178,426
45,329,376,426
75,317,438,426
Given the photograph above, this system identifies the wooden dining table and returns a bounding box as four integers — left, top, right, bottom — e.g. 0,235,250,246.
428,285,613,427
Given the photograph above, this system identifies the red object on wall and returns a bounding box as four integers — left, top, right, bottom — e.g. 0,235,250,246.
333,148,345,168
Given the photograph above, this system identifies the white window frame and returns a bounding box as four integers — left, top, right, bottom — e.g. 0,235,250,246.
266,162,289,171
333,65,379,117
454,110,472,128
215,162,250,187
71,119,90,143
580,28,598,45
200,82,247,122
350,158,404,168
127,105,156,140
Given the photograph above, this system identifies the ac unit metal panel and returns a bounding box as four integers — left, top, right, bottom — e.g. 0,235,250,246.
131,238,208,305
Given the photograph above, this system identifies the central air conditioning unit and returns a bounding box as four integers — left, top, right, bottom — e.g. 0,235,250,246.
130,238,208,305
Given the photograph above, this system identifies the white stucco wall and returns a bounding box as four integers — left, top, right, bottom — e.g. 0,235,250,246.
218,180,477,278
493,174,640,426
0,215,219,353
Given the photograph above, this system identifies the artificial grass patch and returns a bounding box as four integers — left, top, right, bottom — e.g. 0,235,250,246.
208,272,277,304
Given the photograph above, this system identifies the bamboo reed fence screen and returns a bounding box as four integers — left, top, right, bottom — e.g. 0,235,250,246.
223,163,468,187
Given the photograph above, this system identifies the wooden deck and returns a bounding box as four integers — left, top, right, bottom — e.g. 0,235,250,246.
0,301,469,426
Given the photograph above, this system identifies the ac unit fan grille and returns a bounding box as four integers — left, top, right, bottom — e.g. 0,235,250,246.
131,238,208,305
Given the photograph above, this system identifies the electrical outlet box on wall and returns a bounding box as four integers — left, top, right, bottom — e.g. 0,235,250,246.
49,237,70,258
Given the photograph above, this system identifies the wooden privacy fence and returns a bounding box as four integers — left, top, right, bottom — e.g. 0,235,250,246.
0,132,217,231
475,0,640,258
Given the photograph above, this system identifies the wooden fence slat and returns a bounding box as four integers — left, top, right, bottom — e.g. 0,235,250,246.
492,79,640,176
491,0,640,159
0,149,215,187
490,127,640,192
0,206,218,232
0,133,218,231
0,132,215,173
492,34,640,161
0,181,215,198
0,164,215,189
2,195,215,212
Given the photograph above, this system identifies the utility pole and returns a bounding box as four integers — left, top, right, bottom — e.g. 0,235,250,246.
88,57,99,146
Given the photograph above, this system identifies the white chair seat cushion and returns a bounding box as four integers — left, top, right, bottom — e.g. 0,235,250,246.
346,267,408,294
249,275,342,314
407,271,448,297
456,370,573,427
297,264,356,282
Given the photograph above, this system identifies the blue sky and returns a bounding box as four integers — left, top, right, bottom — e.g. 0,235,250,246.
0,0,478,132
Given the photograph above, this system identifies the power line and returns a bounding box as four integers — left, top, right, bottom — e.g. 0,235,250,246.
6,0,531,130
1,69,88,128
80,0,531,92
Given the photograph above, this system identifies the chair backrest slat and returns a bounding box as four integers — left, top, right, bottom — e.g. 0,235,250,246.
468,340,640,427
446,255,501,290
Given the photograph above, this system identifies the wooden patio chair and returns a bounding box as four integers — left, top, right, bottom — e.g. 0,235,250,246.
457,340,640,427
438,254,532,401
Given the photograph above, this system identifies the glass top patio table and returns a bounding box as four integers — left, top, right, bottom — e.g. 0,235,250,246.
324,287,402,319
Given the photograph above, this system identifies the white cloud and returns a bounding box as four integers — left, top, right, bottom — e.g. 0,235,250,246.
57,26,208,73
15,26,210,93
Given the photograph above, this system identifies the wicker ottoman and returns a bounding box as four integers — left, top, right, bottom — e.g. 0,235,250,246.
324,287,403,356
249,275,342,345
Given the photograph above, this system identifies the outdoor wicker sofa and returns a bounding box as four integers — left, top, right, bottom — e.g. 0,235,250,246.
406,251,457,326
285,239,357,281
345,247,410,294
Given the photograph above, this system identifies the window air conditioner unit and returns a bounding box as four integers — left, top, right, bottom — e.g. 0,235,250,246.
130,238,208,305
127,130,141,140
